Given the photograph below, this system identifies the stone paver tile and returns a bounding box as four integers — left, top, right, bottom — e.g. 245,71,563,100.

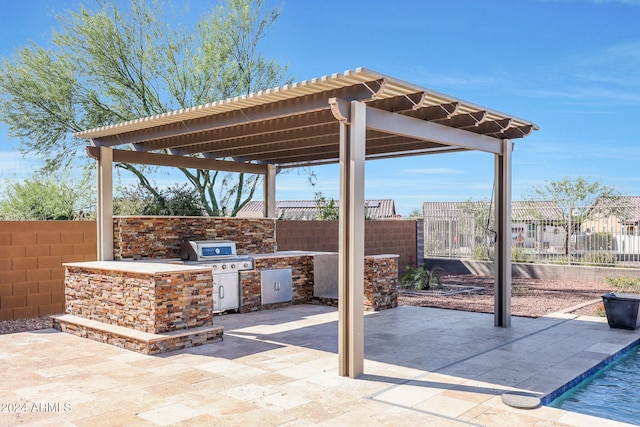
73,409,157,427
165,368,220,386
189,374,247,393
283,395,354,423
412,394,480,418
202,406,296,427
21,416,78,426
0,408,71,427
171,413,226,427
467,407,566,427
137,402,202,426
61,388,140,421
13,382,94,406
143,380,196,399
194,359,268,377
109,351,155,363
252,391,311,413
370,381,444,407
221,383,279,402
193,393,260,417
146,362,194,376
245,371,299,388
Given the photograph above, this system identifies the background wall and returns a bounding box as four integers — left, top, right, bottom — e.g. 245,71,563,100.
1,218,418,320
276,220,418,272
0,221,96,320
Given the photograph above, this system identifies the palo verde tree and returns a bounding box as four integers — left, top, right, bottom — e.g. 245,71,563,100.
0,0,290,216
525,176,622,256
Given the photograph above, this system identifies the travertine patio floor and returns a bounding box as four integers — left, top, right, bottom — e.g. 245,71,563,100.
1,305,638,426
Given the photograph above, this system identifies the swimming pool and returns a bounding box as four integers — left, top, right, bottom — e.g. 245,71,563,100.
547,344,640,425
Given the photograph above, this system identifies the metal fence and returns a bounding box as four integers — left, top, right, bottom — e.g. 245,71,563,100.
423,202,640,267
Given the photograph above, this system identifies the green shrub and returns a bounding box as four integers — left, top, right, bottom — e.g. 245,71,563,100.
511,247,533,263
582,251,617,267
605,276,640,293
400,265,443,290
473,245,493,261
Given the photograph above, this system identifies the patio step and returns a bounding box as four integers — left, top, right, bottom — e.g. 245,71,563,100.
52,314,223,355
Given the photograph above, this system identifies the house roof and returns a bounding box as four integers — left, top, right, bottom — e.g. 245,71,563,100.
423,200,565,222
75,67,538,169
424,198,640,223
239,199,397,219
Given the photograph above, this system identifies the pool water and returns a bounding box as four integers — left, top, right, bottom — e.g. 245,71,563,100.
548,346,640,425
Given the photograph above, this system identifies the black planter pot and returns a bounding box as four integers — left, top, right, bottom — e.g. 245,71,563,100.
602,292,640,330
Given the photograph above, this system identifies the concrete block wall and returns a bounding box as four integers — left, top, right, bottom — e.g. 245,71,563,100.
0,221,96,320
276,220,417,273
424,257,640,284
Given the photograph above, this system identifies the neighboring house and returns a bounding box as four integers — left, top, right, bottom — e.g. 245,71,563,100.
238,199,398,220
581,196,640,236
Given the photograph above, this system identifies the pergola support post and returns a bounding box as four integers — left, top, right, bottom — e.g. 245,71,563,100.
96,146,114,261
264,164,277,218
494,139,512,327
338,101,366,378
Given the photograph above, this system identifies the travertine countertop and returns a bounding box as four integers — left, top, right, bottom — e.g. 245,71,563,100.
63,260,212,274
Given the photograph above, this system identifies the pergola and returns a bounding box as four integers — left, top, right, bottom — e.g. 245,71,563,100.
75,67,538,378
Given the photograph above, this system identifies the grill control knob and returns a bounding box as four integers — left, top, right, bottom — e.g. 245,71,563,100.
221,264,227,270
243,262,249,269
212,265,217,271
231,263,236,269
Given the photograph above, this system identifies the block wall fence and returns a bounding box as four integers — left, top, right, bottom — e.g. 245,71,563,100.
0,218,418,321
276,220,418,272
0,221,97,321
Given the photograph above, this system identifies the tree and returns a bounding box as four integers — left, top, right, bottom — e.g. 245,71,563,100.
113,183,206,216
0,172,93,220
0,0,290,217
526,176,621,256
314,192,339,221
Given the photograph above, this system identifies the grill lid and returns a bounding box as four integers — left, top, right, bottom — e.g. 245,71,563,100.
181,240,237,261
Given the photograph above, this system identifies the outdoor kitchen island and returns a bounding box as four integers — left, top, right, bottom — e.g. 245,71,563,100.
54,251,399,354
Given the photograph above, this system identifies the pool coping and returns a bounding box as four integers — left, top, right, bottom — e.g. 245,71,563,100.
541,337,640,406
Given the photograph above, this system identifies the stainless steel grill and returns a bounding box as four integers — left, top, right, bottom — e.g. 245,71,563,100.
181,240,254,312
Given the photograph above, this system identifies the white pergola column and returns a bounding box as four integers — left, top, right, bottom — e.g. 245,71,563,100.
96,146,114,261
338,101,366,378
494,139,513,327
263,164,277,218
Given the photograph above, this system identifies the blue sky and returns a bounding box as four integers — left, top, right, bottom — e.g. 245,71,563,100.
1,0,639,216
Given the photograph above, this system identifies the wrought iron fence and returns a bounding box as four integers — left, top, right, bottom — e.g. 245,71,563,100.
423,202,640,267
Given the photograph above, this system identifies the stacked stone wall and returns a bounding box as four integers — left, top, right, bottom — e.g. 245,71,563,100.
113,216,276,260
64,266,213,333
364,256,399,311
